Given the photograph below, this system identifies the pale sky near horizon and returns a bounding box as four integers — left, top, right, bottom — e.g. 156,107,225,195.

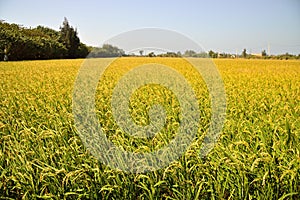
0,0,299,55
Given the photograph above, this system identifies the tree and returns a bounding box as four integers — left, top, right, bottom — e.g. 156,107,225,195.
59,17,80,58
183,50,197,57
208,50,217,58
139,50,144,56
242,49,247,58
0,20,89,60
148,52,155,57
261,50,267,57
89,44,124,57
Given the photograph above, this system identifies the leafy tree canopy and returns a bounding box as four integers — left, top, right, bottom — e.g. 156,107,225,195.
0,18,89,61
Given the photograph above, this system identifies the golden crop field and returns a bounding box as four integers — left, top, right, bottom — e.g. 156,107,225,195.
0,58,299,199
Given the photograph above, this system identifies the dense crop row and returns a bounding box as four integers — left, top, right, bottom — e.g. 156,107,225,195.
0,58,299,199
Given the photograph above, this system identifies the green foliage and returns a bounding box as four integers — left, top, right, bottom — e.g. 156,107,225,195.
0,19,89,61
59,17,88,58
183,50,208,58
139,50,144,56
183,50,197,57
89,44,125,57
209,50,218,58
275,53,298,60
157,52,181,57
242,48,247,58
147,52,156,57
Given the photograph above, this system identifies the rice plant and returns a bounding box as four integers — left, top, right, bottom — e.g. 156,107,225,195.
0,58,299,199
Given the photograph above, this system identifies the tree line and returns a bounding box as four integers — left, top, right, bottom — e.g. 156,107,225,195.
0,18,90,60
0,18,126,61
130,49,299,60
1,18,299,61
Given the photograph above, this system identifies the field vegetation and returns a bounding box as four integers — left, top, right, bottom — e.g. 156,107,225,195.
0,58,299,199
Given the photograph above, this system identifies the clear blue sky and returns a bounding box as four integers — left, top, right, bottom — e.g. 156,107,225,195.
1,0,299,55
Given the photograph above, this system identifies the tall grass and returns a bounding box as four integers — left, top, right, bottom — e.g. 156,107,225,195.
0,58,299,199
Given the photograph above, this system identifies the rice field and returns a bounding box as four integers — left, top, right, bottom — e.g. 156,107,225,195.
0,58,299,199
